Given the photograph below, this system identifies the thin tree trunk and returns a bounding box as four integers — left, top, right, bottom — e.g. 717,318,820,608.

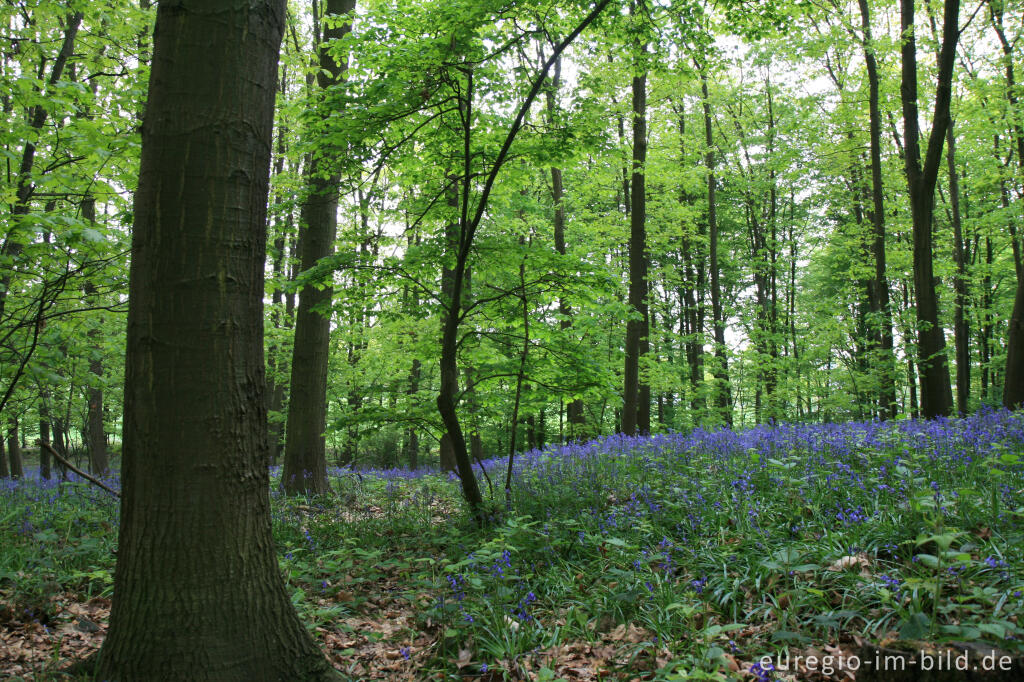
0,11,83,322
82,198,110,476
266,82,290,467
622,52,649,436
944,123,971,414
0,433,7,478
545,57,585,434
7,418,23,479
1005,276,1024,409
38,414,51,480
702,71,731,426
95,2,337,678
899,0,957,418
859,0,898,419
282,0,356,494
505,252,530,504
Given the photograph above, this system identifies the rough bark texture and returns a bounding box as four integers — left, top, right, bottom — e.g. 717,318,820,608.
900,0,957,418
6,419,22,479
95,2,338,679
38,417,51,479
859,0,898,419
622,66,649,436
82,200,109,476
702,72,732,427
991,1,1024,409
282,0,356,495
1006,277,1024,409
945,124,970,414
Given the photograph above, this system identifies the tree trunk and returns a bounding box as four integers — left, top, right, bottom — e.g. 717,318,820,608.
404,355,421,469
944,123,970,414
6,419,22,479
282,0,356,494
0,435,7,479
266,91,290,467
0,11,83,323
981,235,993,401
82,199,110,476
38,416,51,480
622,61,649,436
545,58,585,434
95,2,337,679
439,432,456,472
899,0,957,418
1005,276,1024,409
989,1,1024,409
858,0,898,419
702,71,731,426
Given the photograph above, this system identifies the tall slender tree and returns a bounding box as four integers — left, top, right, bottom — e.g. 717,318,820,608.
899,0,957,418
282,0,357,495
622,37,649,436
701,68,732,426
858,0,898,419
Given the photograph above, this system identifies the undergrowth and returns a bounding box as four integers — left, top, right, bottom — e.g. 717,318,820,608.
2,409,1023,680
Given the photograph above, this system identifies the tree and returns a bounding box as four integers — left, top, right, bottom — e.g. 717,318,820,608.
622,15,650,436
282,0,357,495
899,0,957,418
701,67,732,427
94,1,338,678
857,0,898,420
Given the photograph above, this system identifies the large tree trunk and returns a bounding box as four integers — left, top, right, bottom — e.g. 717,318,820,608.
701,72,732,427
622,62,649,436
899,0,957,418
859,0,898,419
282,0,356,494
95,2,337,679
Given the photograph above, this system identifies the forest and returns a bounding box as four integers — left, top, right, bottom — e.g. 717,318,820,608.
1,0,1023,679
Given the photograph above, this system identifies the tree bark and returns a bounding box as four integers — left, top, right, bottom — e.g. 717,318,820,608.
0,434,7,479
944,123,970,414
545,60,585,434
899,0,957,418
6,418,22,479
282,0,356,494
0,11,83,322
38,415,51,479
622,59,649,436
266,87,290,466
82,198,110,476
95,2,337,679
989,1,1024,408
701,71,732,426
858,0,899,419
1005,275,1024,409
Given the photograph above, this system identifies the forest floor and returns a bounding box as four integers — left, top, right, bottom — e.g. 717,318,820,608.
2,409,1024,680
